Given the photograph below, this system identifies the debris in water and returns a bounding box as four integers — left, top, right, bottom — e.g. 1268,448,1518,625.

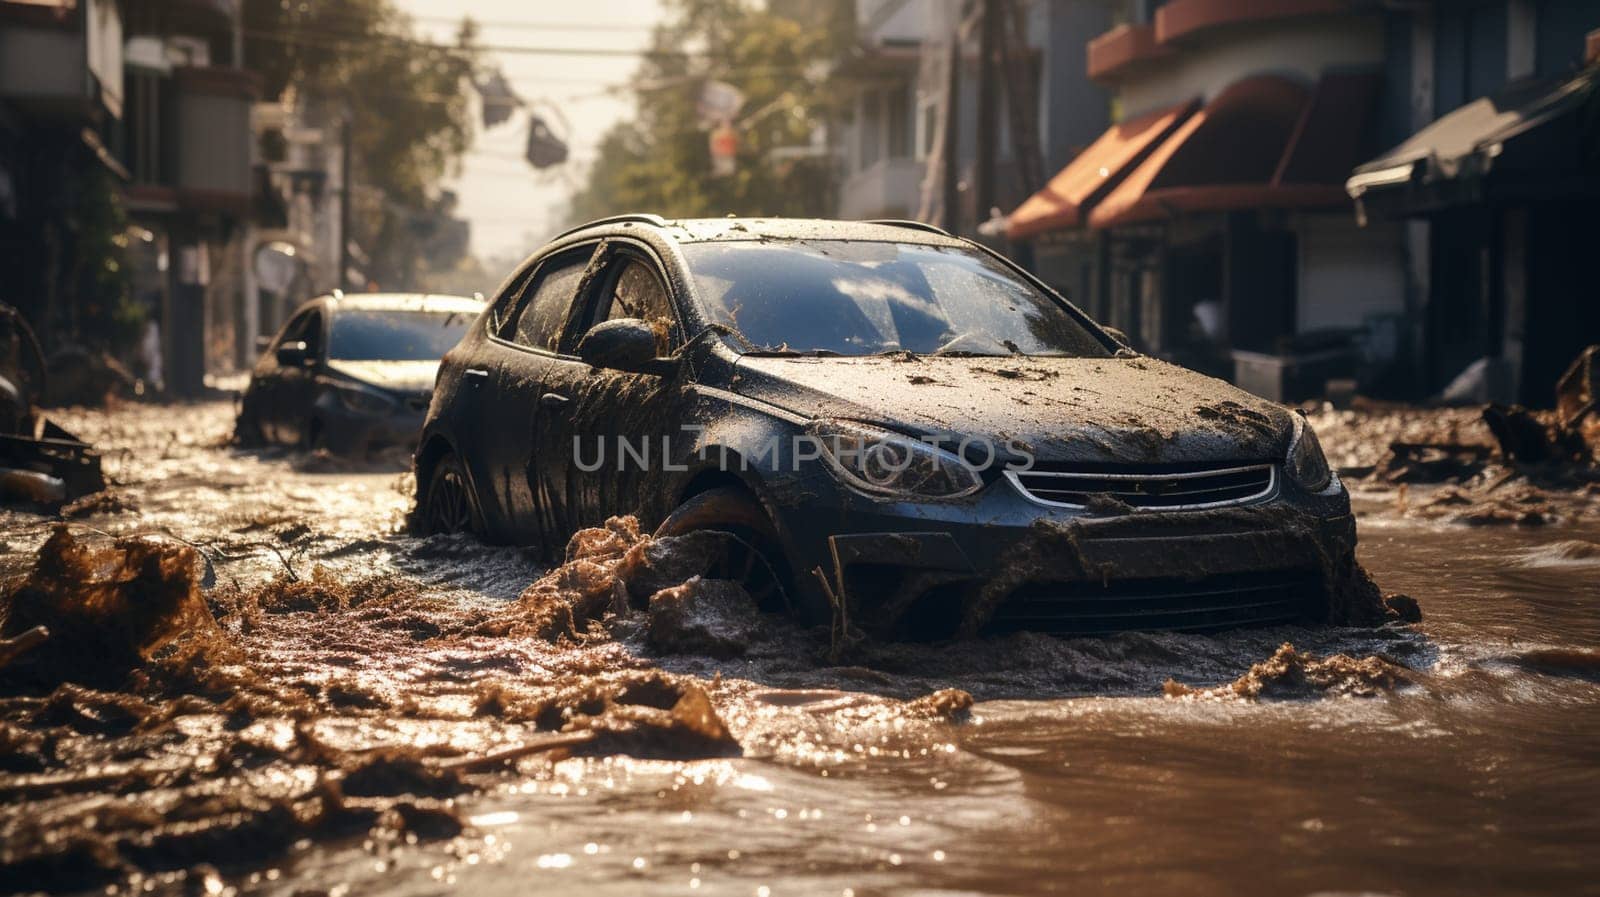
901,688,975,721
647,576,756,658
484,517,720,641
474,669,739,759
1164,643,1412,701
0,526,211,688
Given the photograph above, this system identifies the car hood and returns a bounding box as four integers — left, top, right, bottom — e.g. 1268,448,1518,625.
730,355,1294,465
325,359,439,394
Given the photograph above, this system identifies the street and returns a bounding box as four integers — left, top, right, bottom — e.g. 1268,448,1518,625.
1,399,1597,896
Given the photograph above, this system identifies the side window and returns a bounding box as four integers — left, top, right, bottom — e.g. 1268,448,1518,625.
302,311,323,357
277,309,320,354
272,313,307,351
504,249,590,352
601,259,678,354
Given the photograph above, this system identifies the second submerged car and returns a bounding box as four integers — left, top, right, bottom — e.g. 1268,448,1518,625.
239,293,483,454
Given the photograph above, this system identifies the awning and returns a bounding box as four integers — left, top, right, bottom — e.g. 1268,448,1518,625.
1005,99,1197,240
1347,65,1599,217
1089,73,1378,228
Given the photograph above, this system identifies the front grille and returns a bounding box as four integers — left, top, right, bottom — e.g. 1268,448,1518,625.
986,571,1319,635
1006,463,1275,510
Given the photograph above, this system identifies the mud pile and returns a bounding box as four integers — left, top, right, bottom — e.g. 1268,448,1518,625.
0,526,213,688
1164,642,1413,701
0,516,974,893
1307,401,1600,525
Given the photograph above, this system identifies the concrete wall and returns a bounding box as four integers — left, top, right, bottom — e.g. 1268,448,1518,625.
1295,214,1406,337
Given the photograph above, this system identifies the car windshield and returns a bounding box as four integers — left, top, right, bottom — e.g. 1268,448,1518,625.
679,240,1111,357
327,309,473,361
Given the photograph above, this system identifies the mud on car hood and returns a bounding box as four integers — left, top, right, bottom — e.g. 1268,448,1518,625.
325,360,439,395
730,355,1294,465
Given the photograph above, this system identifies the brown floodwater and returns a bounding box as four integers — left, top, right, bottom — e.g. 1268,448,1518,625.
2,401,1598,897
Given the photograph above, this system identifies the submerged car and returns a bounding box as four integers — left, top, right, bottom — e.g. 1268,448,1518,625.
238,293,484,454
414,216,1361,637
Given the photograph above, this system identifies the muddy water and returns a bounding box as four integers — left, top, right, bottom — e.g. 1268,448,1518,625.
2,401,1598,897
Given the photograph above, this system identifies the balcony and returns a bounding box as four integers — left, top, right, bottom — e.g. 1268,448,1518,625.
0,0,123,122
1087,23,1171,82
125,64,258,216
1154,0,1353,45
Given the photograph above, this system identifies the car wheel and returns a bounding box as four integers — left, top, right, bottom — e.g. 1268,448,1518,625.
422,453,480,536
654,486,795,615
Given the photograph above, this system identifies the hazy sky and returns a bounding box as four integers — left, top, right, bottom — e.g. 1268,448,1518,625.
396,0,669,268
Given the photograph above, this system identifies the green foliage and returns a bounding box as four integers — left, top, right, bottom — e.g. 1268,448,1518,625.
569,0,854,224
244,1,481,286
66,167,141,354
244,0,479,202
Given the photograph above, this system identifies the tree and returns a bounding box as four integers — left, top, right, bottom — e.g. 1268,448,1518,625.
243,1,481,287
568,0,854,223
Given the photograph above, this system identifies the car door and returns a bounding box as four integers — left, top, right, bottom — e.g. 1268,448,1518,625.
274,307,324,446
255,308,313,444
478,243,597,547
536,243,687,536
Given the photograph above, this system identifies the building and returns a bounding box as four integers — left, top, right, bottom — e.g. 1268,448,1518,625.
0,0,258,397
1005,0,1600,404
1007,0,1405,396
830,0,929,221
119,0,257,395
831,0,1113,241
251,92,352,335
0,0,128,346
1347,2,1600,405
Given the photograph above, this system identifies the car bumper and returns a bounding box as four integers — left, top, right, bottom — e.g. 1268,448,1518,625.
766,468,1357,637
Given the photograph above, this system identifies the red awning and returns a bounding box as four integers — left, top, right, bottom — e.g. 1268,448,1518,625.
1005,99,1198,240
1089,72,1378,228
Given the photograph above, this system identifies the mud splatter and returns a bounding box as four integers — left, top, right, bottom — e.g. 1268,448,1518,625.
1164,643,1413,701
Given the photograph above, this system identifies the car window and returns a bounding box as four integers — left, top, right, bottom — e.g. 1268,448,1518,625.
505,249,590,352
327,310,473,361
600,258,677,354
680,241,1112,358
278,309,322,357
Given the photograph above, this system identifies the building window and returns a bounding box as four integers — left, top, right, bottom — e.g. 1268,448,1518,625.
916,93,937,160
859,90,882,170
886,83,911,159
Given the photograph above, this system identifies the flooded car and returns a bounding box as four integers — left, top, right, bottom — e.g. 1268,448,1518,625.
415,217,1379,637
238,293,483,454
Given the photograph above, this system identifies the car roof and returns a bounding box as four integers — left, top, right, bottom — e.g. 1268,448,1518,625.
324,293,485,314
571,216,970,249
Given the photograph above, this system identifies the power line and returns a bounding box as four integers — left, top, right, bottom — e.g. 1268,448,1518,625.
242,26,684,60
408,15,655,34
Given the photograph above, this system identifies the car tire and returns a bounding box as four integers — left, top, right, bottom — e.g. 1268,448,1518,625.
234,408,266,446
653,486,799,618
420,452,481,536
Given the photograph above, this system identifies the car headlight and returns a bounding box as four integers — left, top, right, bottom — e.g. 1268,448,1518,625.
807,420,982,500
335,385,396,415
1286,415,1332,492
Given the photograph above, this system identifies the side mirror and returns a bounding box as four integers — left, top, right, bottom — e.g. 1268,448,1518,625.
276,340,310,367
255,335,273,353
577,318,672,374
